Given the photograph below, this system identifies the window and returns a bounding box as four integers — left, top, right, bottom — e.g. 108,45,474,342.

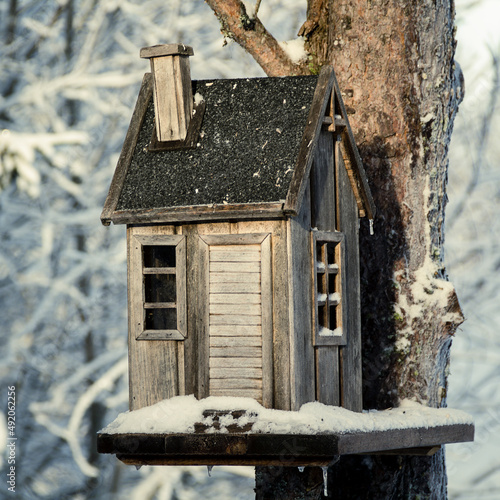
130,234,186,340
312,231,346,346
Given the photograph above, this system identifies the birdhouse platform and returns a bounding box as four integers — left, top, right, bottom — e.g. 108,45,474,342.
97,398,474,467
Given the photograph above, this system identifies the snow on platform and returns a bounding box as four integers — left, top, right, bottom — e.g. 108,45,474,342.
97,396,474,466
100,395,472,436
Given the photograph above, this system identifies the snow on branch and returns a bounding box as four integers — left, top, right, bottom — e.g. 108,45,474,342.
206,0,308,76
0,129,88,197
31,356,128,478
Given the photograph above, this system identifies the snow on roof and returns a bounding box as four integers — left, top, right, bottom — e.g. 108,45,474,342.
100,395,473,435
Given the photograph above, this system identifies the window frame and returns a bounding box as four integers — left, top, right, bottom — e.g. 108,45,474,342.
311,230,346,346
130,234,187,340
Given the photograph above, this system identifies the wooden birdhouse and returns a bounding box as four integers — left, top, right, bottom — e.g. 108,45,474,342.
97,44,473,466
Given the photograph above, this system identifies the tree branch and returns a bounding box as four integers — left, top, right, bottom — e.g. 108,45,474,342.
206,0,309,76
298,0,325,38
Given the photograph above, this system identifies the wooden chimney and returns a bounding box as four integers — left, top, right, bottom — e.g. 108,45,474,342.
140,44,194,142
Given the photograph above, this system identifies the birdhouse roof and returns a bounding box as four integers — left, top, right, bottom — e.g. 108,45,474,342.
101,67,375,225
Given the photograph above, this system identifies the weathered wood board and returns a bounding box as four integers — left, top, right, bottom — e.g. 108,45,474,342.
337,152,363,412
288,182,315,410
97,422,474,466
208,241,264,403
127,225,182,410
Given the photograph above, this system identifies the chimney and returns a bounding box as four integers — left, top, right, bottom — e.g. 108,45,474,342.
140,44,194,142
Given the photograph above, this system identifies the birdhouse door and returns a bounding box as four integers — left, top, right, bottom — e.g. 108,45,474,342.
200,234,273,407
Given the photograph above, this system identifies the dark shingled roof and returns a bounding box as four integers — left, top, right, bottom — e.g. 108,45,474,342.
115,75,318,211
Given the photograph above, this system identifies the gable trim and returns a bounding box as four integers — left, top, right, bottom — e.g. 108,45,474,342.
101,73,154,226
283,66,334,216
332,73,376,219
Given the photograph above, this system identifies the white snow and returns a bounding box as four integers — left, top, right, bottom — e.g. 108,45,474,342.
241,1,257,17
194,92,204,106
101,395,473,436
0,129,87,197
393,179,464,336
421,113,435,124
279,38,308,64
395,336,411,353
319,326,342,337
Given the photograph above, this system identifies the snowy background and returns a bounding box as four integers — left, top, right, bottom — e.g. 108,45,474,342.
446,1,500,498
0,0,498,498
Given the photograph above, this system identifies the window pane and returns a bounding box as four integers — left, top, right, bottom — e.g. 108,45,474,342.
329,305,338,330
143,245,176,268
317,275,324,295
318,304,327,328
145,308,177,330
328,274,337,294
316,243,324,264
145,274,176,302
327,243,337,266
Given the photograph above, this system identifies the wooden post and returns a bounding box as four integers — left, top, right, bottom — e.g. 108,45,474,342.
140,44,194,142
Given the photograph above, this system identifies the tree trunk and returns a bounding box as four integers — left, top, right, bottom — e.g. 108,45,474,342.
208,0,464,497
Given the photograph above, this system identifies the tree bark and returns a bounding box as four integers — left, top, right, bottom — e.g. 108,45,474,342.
208,0,464,497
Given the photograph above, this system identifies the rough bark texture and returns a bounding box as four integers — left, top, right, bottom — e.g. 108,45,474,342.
208,0,464,497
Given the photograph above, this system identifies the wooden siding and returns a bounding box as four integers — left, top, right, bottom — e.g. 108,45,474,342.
185,222,279,408
288,182,316,410
311,129,336,232
128,225,183,410
337,151,363,412
228,220,291,410
127,220,288,411
310,127,342,406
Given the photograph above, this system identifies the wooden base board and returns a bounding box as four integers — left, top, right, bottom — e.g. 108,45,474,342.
97,422,473,467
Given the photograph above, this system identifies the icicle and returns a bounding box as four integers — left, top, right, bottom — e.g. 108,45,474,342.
135,465,142,471
298,466,305,473
207,465,214,477
369,219,374,235
321,466,328,497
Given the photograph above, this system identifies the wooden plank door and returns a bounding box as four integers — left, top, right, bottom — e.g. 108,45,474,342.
201,234,272,406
